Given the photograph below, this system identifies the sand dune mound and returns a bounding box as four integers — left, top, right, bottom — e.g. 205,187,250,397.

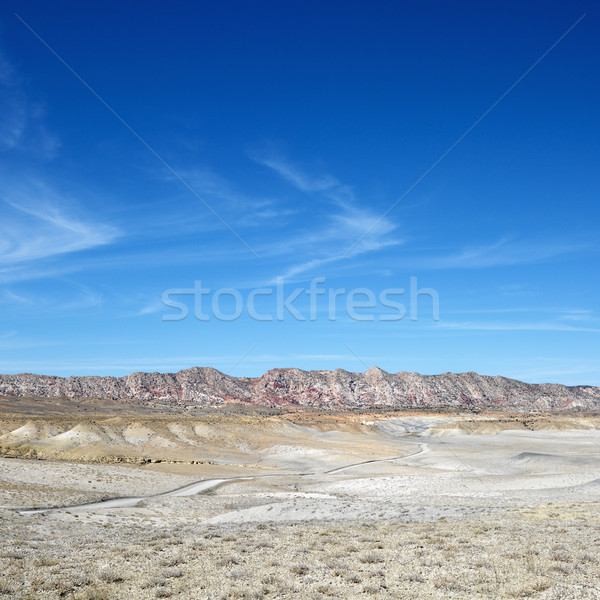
49,424,104,447
0,421,63,444
0,421,41,443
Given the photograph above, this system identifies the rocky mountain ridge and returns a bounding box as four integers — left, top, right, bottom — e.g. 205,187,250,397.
0,367,598,412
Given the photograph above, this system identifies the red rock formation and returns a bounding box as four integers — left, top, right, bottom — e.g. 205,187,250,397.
0,366,598,412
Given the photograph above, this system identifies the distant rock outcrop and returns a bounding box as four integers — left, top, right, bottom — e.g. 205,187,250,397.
0,367,598,412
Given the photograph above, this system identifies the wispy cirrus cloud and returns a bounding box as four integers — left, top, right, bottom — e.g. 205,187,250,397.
0,284,103,313
2,290,32,305
437,321,600,333
397,235,587,270
252,154,401,280
559,309,594,321
0,181,119,272
272,209,400,281
0,50,118,285
136,298,165,316
447,306,595,319
254,155,340,193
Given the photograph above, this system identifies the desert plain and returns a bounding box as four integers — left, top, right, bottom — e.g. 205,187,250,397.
1,398,600,599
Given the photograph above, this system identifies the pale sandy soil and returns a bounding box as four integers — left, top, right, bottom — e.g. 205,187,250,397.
1,411,600,599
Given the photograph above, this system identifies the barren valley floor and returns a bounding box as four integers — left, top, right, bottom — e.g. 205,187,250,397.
1,407,600,599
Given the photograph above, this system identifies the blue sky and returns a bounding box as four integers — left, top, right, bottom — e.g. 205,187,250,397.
0,1,598,384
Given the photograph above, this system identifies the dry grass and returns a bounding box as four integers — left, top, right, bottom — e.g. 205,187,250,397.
1,502,600,599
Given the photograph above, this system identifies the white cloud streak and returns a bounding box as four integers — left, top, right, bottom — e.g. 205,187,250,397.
0,284,103,314
437,321,600,333
253,155,401,280
254,156,340,192
0,181,119,268
403,236,586,270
